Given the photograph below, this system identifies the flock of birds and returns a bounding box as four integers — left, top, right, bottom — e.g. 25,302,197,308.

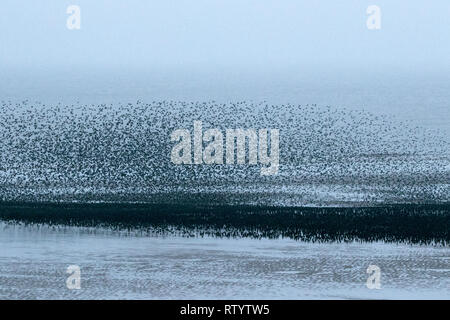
0,100,448,206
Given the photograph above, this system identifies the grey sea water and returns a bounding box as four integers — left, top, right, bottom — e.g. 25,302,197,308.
0,69,449,299
1,70,449,205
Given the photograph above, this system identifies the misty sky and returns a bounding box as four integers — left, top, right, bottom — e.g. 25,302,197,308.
1,0,449,72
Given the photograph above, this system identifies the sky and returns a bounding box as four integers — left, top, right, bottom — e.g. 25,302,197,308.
0,0,449,73
0,0,449,134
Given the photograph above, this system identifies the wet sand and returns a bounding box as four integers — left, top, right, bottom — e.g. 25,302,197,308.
0,222,448,299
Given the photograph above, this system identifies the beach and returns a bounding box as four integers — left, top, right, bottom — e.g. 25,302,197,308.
1,222,449,300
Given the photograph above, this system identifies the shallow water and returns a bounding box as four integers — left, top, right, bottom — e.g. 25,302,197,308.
0,222,448,300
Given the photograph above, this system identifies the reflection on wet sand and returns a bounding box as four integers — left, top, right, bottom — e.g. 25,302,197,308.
0,223,448,300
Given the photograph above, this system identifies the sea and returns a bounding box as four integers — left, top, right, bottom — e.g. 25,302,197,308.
0,68,448,299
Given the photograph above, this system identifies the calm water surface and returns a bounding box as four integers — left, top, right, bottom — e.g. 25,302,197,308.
0,222,448,300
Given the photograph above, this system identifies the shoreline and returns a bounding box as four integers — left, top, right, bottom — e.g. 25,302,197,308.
1,202,448,244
